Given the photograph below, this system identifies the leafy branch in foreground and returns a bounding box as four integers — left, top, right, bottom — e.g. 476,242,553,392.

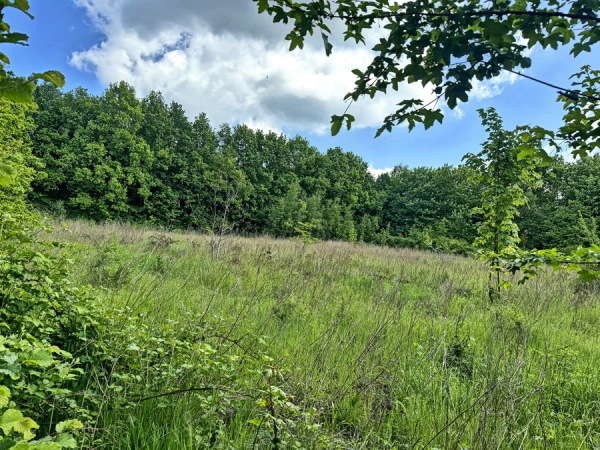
558,65,600,158
0,1,65,189
254,0,599,140
0,2,65,103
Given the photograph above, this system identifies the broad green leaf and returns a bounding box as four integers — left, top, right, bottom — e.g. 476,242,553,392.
516,145,536,160
344,113,355,130
578,270,597,283
0,386,10,408
423,109,443,130
0,79,35,102
55,433,77,448
482,21,509,38
32,70,65,88
519,132,531,143
33,443,62,450
13,0,32,15
330,115,343,136
24,350,55,368
0,32,28,45
257,0,269,13
288,33,304,51
55,420,83,434
47,346,71,358
0,353,21,379
0,409,39,437
0,163,15,187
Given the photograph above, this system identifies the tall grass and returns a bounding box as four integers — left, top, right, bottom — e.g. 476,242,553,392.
47,220,600,449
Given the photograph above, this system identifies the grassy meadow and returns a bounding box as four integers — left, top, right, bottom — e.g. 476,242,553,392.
45,220,600,449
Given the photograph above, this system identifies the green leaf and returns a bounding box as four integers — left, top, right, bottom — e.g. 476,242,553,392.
55,420,83,434
0,353,21,379
344,113,355,130
330,115,343,136
13,0,32,14
0,386,10,408
0,32,28,45
516,145,535,160
321,32,333,56
519,132,531,143
571,42,591,57
423,109,443,130
34,443,62,450
0,79,35,102
0,439,17,450
256,0,269,13
288,33,304,51
0,409,39,437
55,433,77,448
0,163,15,187
32,70,65,88
24,350,55,368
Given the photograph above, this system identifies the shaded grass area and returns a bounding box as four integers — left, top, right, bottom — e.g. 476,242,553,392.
48,220,600,449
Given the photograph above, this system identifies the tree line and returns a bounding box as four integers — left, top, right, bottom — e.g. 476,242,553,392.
23,82,600,253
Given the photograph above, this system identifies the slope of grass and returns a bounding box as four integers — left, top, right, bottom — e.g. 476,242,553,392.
47,220,600,449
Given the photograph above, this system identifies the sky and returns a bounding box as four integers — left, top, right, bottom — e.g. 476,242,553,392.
4,1,597,174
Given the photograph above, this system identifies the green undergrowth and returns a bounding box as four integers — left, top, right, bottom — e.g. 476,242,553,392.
38,219,600,449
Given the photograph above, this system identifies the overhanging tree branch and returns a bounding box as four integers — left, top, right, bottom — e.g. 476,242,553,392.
489,64,600,102
324,9,600,23
256,0,600,143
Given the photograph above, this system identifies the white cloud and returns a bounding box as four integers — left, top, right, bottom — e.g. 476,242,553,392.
471,69,519,100
368,166,394,178
451,105,465,120
69,0,516,134
69,0,436,133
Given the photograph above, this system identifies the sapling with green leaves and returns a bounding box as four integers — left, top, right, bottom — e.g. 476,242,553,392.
463,108,544,298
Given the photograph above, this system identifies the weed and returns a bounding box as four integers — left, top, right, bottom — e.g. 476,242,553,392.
41,219,600,449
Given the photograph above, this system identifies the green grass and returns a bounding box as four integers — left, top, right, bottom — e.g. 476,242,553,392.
47,220,600,449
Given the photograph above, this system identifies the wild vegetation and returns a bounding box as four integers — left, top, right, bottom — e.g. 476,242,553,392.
36,219,600,449
1,0,600,448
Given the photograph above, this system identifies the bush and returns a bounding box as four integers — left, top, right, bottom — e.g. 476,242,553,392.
0,212,95,447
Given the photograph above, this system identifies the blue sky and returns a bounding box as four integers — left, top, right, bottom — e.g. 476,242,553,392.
5,1,597,173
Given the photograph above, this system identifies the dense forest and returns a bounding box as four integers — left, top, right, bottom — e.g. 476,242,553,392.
26,82,600,253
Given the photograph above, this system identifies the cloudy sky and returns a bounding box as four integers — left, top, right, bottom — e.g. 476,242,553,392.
5,1,597,172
